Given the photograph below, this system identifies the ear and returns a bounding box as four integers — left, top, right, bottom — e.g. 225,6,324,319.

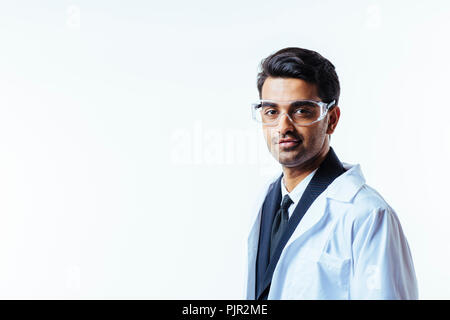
326,106,340,134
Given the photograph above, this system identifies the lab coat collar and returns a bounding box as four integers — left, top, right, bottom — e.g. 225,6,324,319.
282,161,366,253
325,162,366,202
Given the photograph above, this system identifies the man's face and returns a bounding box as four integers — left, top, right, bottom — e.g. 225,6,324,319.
261,77,331,168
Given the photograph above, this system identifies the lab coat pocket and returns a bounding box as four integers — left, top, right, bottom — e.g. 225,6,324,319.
317,252,351,298
282,250,350,299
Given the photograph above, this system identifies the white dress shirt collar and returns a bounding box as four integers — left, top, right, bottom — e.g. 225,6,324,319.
281,169,318,219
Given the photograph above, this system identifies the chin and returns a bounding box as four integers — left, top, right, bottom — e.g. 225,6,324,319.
276,155,302,167
276,148,310,166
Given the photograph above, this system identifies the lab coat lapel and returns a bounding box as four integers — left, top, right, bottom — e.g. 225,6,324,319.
284,148,346,248
254,175,283,299
257,147,345,299
247,176,281,299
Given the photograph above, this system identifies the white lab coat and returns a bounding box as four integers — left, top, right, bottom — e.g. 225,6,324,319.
246,163,418,299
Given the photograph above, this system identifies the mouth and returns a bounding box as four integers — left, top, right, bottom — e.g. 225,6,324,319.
278,139,301,149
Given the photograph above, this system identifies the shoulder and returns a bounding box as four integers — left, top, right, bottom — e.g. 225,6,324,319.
344,183,400,235
352,184,392,214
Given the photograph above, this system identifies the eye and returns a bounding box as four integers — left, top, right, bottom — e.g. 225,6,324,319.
294,108,312,115
264,109,278,115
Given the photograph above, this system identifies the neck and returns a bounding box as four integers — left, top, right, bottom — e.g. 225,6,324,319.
282,144,330,192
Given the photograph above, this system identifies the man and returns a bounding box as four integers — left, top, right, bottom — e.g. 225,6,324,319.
246,47,418,299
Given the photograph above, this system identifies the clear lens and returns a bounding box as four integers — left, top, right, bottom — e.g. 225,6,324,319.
252,100,326,126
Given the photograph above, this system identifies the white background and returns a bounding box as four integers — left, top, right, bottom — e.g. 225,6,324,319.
0,0,449,299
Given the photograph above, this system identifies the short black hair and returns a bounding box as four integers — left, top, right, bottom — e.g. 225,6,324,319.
257,47,340,105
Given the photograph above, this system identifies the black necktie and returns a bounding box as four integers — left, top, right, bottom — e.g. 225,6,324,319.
269,194,293,261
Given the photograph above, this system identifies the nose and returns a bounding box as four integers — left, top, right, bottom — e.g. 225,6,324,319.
276,112,295,135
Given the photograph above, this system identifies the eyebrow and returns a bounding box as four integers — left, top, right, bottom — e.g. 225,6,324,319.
260,100,314,108
290,100,316,107
260,101,278,107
